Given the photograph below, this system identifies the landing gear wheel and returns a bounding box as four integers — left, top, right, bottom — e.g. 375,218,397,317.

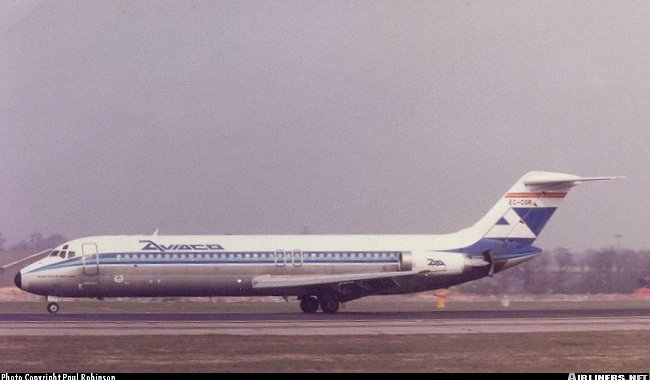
300,296,319,313
319,298,340,314
47,302,59,314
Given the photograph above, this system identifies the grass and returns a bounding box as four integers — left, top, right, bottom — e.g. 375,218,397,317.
0,332,647,372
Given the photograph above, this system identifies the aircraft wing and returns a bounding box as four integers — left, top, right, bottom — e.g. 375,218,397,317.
252,271,420,289
0,249,51,273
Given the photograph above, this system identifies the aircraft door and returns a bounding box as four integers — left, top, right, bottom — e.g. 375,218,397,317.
274,249,286,267
82,243,100,276
292,249,303,267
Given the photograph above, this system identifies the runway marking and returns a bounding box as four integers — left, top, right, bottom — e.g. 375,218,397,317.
0,317,649,336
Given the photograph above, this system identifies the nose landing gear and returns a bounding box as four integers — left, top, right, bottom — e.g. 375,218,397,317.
45,296,60,314
47,302,59,314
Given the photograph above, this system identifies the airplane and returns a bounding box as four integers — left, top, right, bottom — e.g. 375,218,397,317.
6,171,621,314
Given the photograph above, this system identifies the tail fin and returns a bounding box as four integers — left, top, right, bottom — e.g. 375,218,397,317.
465,171,622,245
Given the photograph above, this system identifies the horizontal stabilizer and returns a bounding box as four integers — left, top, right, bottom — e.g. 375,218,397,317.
252,271,418,289
465,171,623,246
524,173,624,188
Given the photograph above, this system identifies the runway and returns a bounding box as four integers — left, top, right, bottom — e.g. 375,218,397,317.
0,309,648,336
0,307,648,321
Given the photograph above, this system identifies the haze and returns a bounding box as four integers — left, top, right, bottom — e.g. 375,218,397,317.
1,1,647,251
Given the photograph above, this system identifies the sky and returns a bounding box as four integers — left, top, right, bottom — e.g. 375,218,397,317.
0,1,648,251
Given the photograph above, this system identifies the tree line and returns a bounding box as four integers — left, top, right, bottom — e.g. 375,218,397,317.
0,232,66,253
459,247,650,294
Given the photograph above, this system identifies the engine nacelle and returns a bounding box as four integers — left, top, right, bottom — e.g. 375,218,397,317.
399,251,414,271
401,251,466,275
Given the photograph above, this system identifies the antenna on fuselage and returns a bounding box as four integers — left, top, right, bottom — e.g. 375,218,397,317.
152,228,159,236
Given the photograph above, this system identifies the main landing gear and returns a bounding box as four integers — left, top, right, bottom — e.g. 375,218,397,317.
299,295,340,314
299,296,319,313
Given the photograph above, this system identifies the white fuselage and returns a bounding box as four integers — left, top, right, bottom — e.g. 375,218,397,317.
18,234,484,300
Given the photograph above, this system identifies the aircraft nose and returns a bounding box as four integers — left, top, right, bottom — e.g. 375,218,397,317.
14,271,22,289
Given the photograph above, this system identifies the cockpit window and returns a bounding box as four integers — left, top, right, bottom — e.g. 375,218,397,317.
59,251,66,259
49,250,60,257
67,251,76,258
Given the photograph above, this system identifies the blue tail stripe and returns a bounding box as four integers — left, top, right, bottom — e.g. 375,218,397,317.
513,207,556,236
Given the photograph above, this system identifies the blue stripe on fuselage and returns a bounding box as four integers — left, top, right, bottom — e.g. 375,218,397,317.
27,251,402,273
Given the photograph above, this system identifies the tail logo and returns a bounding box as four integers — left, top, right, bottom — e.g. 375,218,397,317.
485,207,557,240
